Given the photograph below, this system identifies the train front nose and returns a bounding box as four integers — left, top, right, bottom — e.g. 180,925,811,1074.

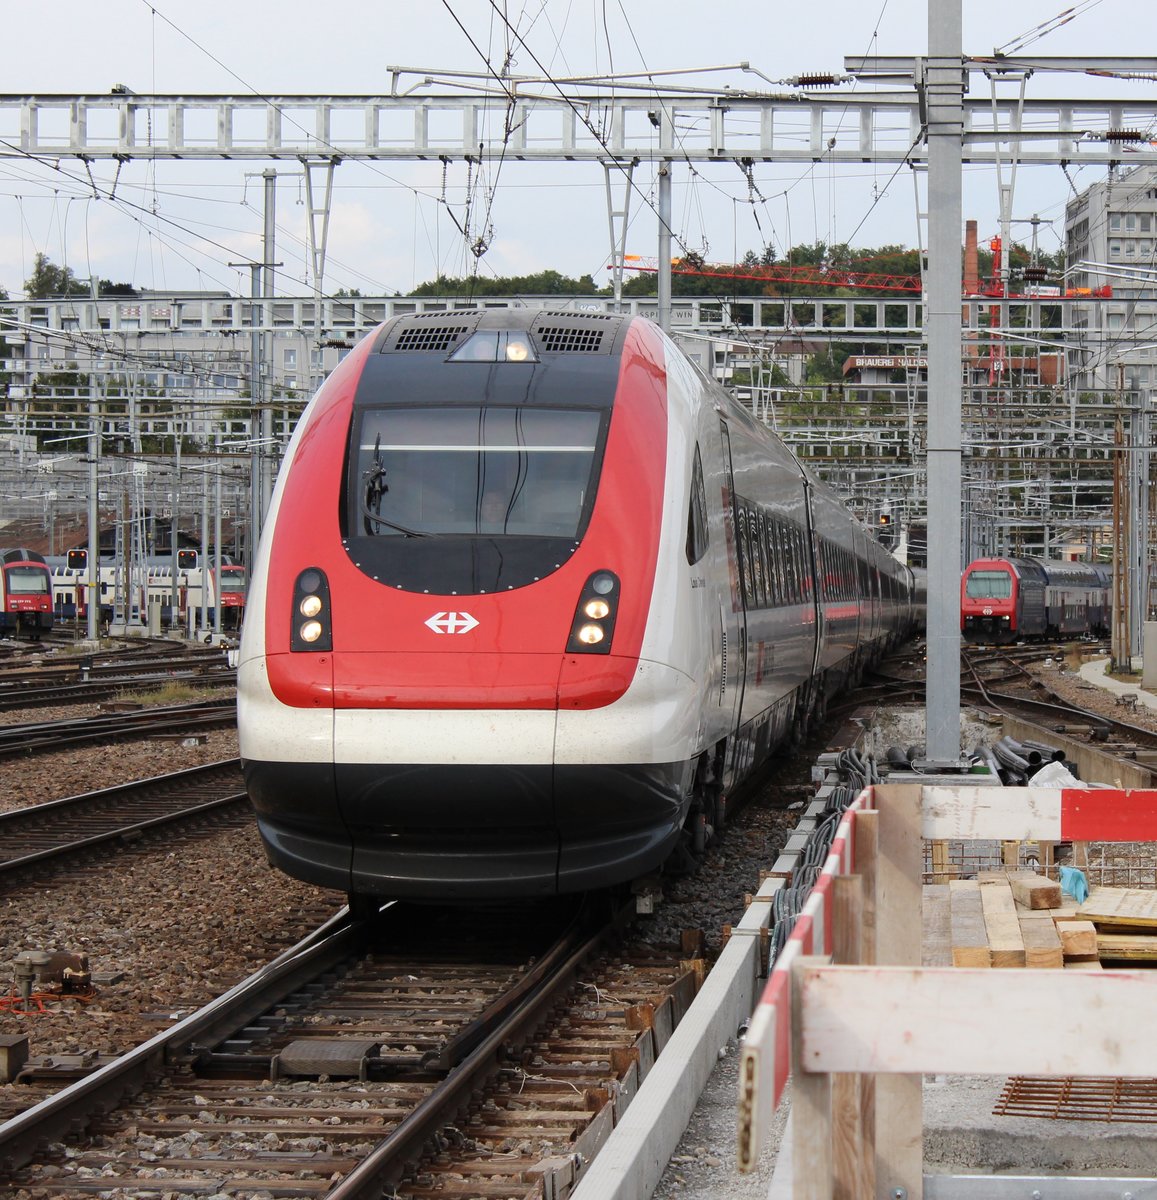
333,701,563,899
321,645,569,898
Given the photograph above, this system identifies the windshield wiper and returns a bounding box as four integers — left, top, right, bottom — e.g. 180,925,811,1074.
361,433,427,538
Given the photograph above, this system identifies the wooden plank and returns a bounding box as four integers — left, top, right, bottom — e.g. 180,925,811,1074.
792,955,833,1200
832,875,866,1200
922,884,952,968
978,876,1026,968
799,964,1157,1076
1054,919,1099,961
851,811,877,1200
1095,933,1157,961
1064,958,1103,970
1001,840,1020,867
921,786,1062,841
1044,897,1081,922
949,879,991,968
931,839,953,883
1017,912,1063,969
1007,870,1062,910
1078,887,1157,929
873,785,923,1200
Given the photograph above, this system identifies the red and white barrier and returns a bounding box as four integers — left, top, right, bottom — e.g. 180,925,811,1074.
737,783,1157,1172
736,787,873,1172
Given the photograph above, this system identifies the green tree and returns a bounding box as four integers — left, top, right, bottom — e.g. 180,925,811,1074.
24,253,89,299
412,270,602,297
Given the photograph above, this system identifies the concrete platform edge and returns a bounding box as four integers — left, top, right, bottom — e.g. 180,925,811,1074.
570,882,779,1200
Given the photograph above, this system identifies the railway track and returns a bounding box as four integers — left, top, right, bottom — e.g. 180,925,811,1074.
959,644,1157,778
0,698,236,758
0,899,698,1198
0,645,235,710
0,759,247,881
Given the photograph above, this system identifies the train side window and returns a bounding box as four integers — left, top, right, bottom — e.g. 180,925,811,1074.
757,511,772,608
786,525,798,604
768,518,784,606
686,444,709,565
752,509,767,608
780,521,794,603
735,506,751,606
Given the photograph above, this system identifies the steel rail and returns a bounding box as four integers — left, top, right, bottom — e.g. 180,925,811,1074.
0,899,604,1191
0,910,363,1176
326,906,616,1199
0,670,235,711
0,760,247,878
0,699,235,757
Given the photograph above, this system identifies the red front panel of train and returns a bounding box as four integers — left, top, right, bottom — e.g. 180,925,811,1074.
961,560,1017,637
264,321,668,710
4,566,52,612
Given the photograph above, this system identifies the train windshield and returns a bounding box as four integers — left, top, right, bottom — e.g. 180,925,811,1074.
352,406,604,538
6,565,49,595
965,569,1013,599
220,567,246,592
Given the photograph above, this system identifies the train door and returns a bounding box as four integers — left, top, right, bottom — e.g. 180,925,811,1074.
801,481,823,677
717,420,747,781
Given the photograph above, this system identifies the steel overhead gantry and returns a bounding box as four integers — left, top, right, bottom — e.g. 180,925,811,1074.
5,52,1157,755
0,79,1155,165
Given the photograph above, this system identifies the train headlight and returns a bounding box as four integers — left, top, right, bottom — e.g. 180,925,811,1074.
291,567,333,652
567,569,620,654
449,330,540,363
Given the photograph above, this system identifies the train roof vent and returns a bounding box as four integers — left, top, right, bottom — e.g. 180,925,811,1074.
538,310,615,320
391,324,470,353
535,325,606,353
0,548,45,565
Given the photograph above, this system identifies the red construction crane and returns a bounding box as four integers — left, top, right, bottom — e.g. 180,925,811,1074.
619,249,1112,300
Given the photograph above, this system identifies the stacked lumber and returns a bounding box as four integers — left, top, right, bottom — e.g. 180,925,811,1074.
938,870,1094,969
1077,887,1157,963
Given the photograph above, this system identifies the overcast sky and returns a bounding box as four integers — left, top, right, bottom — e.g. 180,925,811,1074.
2,1,1148,298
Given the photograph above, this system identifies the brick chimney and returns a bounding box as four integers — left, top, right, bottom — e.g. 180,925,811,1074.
964,220,980,295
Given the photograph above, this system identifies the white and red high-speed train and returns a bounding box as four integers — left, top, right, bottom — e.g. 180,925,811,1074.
238,310,917,904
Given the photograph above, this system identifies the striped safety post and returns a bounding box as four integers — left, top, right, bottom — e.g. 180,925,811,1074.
737,785,873,1172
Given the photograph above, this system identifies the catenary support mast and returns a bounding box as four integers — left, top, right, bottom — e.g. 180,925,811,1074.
924,0,964,762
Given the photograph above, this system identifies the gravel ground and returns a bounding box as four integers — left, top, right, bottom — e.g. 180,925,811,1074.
0,685,345,1124
1033,652,1157,732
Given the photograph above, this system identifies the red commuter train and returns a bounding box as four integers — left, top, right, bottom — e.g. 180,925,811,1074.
238,310,918,906
0,549,53,639
961,556,1110,643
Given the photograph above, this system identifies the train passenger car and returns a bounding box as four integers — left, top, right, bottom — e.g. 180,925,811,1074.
961,556,1108,643
0,549,53,639
51,551,247,631
238,310,917,905
1042,559,1110,638
144,555,248,631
